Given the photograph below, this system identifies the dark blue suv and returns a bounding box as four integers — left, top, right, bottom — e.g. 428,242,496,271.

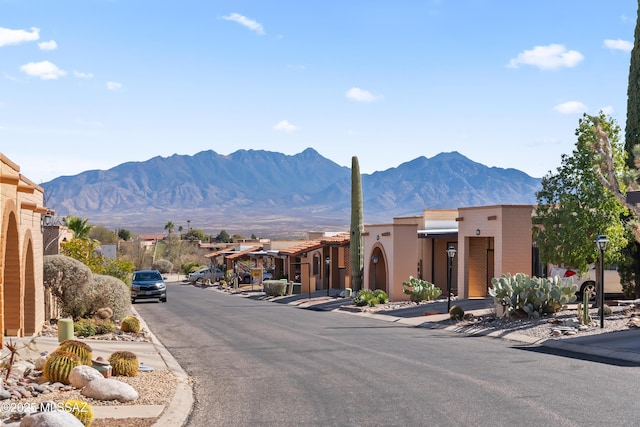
131,270,167,303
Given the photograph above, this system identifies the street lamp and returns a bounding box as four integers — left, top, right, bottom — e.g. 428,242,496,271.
372,254,378,290
325,257,331,296
594,234,609,328
446,246,457,312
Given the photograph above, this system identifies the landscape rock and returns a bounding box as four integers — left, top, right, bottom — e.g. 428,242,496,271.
69,365,104,389
628,317,640,328
19,410,84,427
81,378,138,402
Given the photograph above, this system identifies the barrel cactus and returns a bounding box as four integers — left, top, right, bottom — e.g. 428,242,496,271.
449,305,465,320
63,399,94,426
109,350,139,376
43,350,81,384
59,339,93,365
120,315,141,333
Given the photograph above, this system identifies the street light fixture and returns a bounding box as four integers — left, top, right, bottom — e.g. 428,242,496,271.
446,246,457,312
594,234,609,329
372,255,378,290
325,256,331,297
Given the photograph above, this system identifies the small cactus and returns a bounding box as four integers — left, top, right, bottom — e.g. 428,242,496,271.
109,350,139,377
43,350,81,384
120,315,141,333
59,339,93,365
62,399,94,426
449,305,465,320
94,307,113,320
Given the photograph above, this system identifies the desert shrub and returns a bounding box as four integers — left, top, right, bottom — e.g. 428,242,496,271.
74,318,97,337
489,273,578,318
263,280,287,296
353,289,388,307
152,259,173,274
102,258,135,286
94,319,117,335
43,255,92,318
83,275,132,321
181,262,200,275
402,276,442,302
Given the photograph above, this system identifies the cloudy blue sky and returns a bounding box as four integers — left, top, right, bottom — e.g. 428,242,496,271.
1,0,637,183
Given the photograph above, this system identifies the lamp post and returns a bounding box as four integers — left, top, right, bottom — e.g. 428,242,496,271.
372,255,378,290
594,235,609,329
325,257,331,296
446,246,457,312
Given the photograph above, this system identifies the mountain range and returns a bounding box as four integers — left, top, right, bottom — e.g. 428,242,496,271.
42,148,542,239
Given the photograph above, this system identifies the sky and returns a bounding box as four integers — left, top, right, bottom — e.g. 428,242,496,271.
0,0,638,184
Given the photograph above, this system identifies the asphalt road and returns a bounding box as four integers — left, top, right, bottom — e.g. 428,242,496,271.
135,282,640,427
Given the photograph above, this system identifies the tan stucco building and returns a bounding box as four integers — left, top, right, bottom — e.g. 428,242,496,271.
0,153,49,344
363,205,535,301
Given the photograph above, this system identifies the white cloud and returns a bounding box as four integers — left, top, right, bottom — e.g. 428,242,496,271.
38,40,57,51
73,70,93,79
600,105,614,115
20,61,66,80
273,120,299,133
222,13,265,36
604,39,633,52
106,81,122,90
508,44,584,70
0,26,39,47
554,101,587,114
346,87,382,103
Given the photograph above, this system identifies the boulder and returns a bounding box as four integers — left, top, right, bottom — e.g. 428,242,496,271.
69,365,104,389
81,378,138,402
20,410,84,427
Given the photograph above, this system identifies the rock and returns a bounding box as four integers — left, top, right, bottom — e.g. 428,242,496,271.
628,317,640,328
578,325,589,331
69,365,104,389
81,378,138,402
19,410,84,427
35,356,47,370
0,388,11,399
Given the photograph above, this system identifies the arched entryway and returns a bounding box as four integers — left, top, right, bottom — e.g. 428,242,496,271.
2,210,22,337
23,235,36,335
368,246,387,294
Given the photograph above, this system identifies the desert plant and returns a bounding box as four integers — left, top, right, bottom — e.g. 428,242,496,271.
43,350,81,384
94,319,117,335
74,318,98,337
489,273,578,318
449,305,465,320
181,262,200,275
152,259,173,274
109,351,139,377
62,399,94,426
263,280,287,296
350,156,364,293
43,255,93,318
58,340,93,365
402,276,442,302
372,289,389,304
120,315,141,333
353,289,388,307
83,274,132,321
94,307,113,320
578,291,591,325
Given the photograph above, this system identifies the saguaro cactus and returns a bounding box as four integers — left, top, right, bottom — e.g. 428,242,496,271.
350,156,364,292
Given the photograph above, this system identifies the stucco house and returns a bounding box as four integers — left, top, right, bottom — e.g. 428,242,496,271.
0,154,50,344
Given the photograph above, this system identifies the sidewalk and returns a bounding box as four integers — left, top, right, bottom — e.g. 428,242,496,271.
257,289,640,365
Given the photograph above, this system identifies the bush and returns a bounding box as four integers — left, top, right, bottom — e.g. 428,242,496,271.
489,273,578,318
353,289,389,307
402,276,442,302
181,262,200,275
74,318,97,337
83,275,132,321
263,280,287,296
153,259,173,274
44,255,92,318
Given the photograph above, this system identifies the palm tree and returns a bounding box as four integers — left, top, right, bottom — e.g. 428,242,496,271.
64,215,93,240
164,221,175,236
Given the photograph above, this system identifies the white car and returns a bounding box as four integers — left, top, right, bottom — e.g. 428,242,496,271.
550,264,623,300
188,267,225,283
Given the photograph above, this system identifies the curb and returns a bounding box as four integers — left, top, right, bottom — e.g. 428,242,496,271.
131,307,194,426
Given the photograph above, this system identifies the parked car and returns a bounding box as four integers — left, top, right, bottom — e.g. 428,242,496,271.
131,269,167,303
239,271,274,284
550,264,623,300
188,267,225,283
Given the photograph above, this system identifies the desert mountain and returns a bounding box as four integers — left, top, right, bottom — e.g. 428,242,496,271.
42,148,541,238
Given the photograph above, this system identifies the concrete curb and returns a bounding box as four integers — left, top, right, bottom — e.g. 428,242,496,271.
131,306,193,426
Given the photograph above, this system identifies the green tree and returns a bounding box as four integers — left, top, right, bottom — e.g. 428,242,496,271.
61,238,104,273
184,228,208,242
534,113,629,277
117,228,132,241
215,230,231,243
164,221,175,236
626,0,640,168
89,226,118,244
64,215,93,240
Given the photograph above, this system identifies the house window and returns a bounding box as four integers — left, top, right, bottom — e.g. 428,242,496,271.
313,255,320,275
